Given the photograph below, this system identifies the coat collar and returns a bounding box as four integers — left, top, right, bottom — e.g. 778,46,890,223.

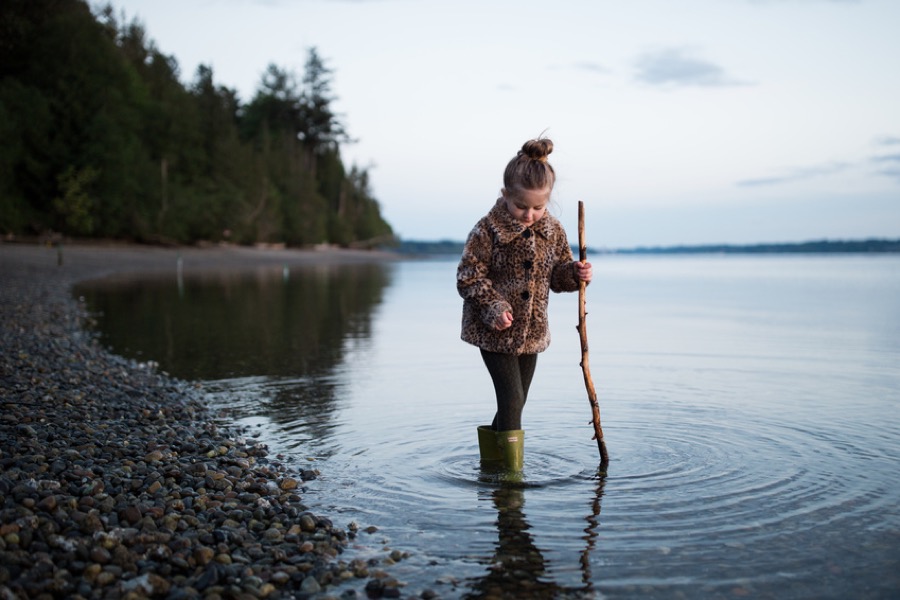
486,198,556,244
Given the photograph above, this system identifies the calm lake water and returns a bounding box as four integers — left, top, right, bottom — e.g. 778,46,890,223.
77,254,900,599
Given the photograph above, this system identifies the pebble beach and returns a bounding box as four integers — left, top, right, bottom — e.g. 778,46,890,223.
0,242,417,600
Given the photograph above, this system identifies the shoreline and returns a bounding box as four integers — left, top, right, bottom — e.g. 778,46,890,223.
0,243,411,599
3,239,402,277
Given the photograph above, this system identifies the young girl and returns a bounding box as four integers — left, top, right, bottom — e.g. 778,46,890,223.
457,137,593,471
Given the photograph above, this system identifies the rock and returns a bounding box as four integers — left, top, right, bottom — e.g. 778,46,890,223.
301,576,322,594
0,245,417,600
299,514,317,533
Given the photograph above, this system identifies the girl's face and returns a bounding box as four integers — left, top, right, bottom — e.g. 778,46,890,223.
502,185,550,227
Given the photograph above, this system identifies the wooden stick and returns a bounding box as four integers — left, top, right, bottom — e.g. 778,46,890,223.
577,201,610,468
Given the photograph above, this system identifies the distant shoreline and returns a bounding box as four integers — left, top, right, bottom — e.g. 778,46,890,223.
5,237,898,261
608,238,900,254
396,238,900,256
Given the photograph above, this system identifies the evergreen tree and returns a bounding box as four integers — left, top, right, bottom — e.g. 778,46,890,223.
0,0,394,247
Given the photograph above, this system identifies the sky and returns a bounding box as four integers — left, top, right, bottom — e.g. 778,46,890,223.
102,0,900,248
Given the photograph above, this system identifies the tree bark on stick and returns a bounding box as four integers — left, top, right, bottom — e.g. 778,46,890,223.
577,201,610,468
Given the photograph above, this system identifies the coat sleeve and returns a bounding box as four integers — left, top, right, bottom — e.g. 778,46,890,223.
457,224,513,328
549,225,581,293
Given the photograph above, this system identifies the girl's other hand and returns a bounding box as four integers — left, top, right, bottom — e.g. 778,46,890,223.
575,261,593,283
494,310,514,331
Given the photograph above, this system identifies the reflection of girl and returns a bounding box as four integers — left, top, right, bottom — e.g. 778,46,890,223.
457,137,592,471
463,487,560,599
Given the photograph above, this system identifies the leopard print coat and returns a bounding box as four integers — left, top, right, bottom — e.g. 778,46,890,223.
457,198,582,355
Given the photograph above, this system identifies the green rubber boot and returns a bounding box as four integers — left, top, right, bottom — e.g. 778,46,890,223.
495,429,524,472
477,425,503,461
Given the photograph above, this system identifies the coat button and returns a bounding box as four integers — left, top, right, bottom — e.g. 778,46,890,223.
523,260,533,270
521,291,530,300
521,229,532,239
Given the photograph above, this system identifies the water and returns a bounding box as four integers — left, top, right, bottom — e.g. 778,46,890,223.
77,254,900,599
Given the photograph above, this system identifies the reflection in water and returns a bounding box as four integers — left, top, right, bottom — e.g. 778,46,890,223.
579,469,607,593
77,263,393,381
77,264,393,445
466,469,607,599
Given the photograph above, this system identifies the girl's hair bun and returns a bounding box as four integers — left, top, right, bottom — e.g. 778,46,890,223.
519,138,553,163
504,137,556,191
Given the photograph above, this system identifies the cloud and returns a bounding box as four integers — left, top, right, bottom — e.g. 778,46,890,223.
875,135,900,146
634,47,750,88
740,137,900,187
736,161,851,187
867,136,900,183
573,61,611,75
747,0,860,4
871,153,900,183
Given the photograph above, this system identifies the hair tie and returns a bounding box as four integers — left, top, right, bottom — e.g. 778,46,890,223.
518,150,548,163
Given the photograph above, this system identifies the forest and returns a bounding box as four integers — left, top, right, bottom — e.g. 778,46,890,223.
0,0,394,247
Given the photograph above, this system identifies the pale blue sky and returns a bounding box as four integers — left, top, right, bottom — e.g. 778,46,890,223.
104,0,900,247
